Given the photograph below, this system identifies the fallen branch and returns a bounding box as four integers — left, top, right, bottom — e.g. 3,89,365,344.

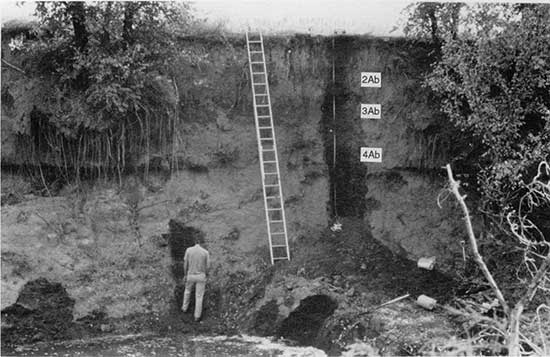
1,58,26,75
34,212,63,236
357,293,410,317
136,199,172,212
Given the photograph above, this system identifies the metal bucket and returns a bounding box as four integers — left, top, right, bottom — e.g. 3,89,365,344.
417,256,436,270
416,294,437,310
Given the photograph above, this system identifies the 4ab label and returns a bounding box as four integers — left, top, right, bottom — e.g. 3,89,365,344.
360,147,382,163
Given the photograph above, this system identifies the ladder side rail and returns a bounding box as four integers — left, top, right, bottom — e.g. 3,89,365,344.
247,32,275,264
260,33,290,261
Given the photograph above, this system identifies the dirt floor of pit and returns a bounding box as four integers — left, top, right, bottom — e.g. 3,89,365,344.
280,217,463,304
2,217,466,354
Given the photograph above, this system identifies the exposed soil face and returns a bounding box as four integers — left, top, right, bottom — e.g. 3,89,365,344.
1,31,476,355
321,36,368,218
1,216,464,355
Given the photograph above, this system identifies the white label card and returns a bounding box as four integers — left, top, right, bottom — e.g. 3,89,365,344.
361,72,381,87
360,147,382,163
361,104,381,119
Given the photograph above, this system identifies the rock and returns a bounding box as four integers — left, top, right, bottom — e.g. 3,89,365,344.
100,324,113,332
346,288,355,297
31,332,45,341
62,222,77,235
78,238,93,246
360,263,367,271
216,109,232,131
223,228,240,240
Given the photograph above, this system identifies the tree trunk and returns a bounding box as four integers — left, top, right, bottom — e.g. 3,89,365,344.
428,7,440,45
508,304,523,356
66,2,88,51
123,3,138,46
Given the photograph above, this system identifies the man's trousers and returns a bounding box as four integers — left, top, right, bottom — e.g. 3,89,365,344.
182,273,206,320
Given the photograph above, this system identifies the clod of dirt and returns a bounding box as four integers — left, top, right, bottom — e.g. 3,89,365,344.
1,277,75,346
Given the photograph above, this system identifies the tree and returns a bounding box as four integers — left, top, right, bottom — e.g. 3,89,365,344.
16,1,191,181
445,162,549,356
403,2,464,45
404,5,550,354
426,5,550,219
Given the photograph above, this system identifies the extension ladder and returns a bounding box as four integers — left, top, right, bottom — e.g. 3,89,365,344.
246,31,290,264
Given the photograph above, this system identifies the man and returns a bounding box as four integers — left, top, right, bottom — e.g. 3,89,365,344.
181,236,210,322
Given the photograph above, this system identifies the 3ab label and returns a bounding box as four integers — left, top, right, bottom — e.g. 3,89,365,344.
361,104,381,119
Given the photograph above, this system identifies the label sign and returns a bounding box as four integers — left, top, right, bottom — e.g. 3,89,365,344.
361,147,382,163
361,104,381,119
361,72,381,87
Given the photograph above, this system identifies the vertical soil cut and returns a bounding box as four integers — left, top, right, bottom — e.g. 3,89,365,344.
321,36,368,218
167,219,205,308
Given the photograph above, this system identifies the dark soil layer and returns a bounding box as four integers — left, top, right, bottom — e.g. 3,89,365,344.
278,295,338,344
167,219,205,281
2,278,77,345
321,36,368,218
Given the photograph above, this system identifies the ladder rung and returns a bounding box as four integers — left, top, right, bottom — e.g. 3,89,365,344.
254,83,266,86
252,72,265,75
264,172,278,175
271,232,285,235
265,184,279,187
263,161,277,163
267,208,281,211
260,138,273,141
251,61,264,64
256,104,270,107
248,40,263,43
259,126,272,129
265,196,279,199
262,148,275,151
257,115,270,118
271,245,287,248
255,94,268,96
250,51,263,54
270,220,284,223
273,257,289,260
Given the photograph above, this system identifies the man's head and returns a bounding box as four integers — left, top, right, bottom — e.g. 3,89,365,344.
193,235,200,245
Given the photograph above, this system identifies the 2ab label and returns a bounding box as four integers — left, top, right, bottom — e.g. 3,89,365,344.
361,72,381,88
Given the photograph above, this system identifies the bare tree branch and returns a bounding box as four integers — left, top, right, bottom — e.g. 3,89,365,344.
445,163,510,315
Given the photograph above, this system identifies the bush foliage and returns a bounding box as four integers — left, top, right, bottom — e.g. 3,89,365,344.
12,2,193,180
406,4,550,217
